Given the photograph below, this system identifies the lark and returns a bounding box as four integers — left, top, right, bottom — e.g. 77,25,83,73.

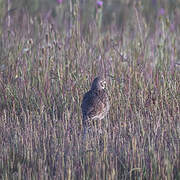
81,76,110,137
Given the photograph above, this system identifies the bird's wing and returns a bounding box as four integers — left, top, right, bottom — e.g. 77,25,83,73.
81,90,105,119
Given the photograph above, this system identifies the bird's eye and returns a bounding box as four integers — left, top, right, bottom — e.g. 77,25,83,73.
100,81,106,88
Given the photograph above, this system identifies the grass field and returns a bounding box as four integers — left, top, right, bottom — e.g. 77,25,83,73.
0,3,180,179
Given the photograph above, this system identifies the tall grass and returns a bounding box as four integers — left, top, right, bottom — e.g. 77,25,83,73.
0,4,180,180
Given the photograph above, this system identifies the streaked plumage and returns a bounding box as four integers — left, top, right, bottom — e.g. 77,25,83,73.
81,77,110,136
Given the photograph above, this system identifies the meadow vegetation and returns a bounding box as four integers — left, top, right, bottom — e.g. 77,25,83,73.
0,0,180,179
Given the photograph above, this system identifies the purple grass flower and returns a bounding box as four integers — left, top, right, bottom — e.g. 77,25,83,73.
158,8,165,16
57,0,63,4
96,0,103,8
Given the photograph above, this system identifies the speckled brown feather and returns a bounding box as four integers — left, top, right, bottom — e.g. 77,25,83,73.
81,77,110,129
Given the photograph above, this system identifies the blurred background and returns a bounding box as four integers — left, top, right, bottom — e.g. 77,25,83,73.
1,0,180,34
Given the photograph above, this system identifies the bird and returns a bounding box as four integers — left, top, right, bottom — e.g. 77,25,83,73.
81,76,110,138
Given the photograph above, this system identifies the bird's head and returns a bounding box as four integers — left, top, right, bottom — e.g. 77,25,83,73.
91,76,107,91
